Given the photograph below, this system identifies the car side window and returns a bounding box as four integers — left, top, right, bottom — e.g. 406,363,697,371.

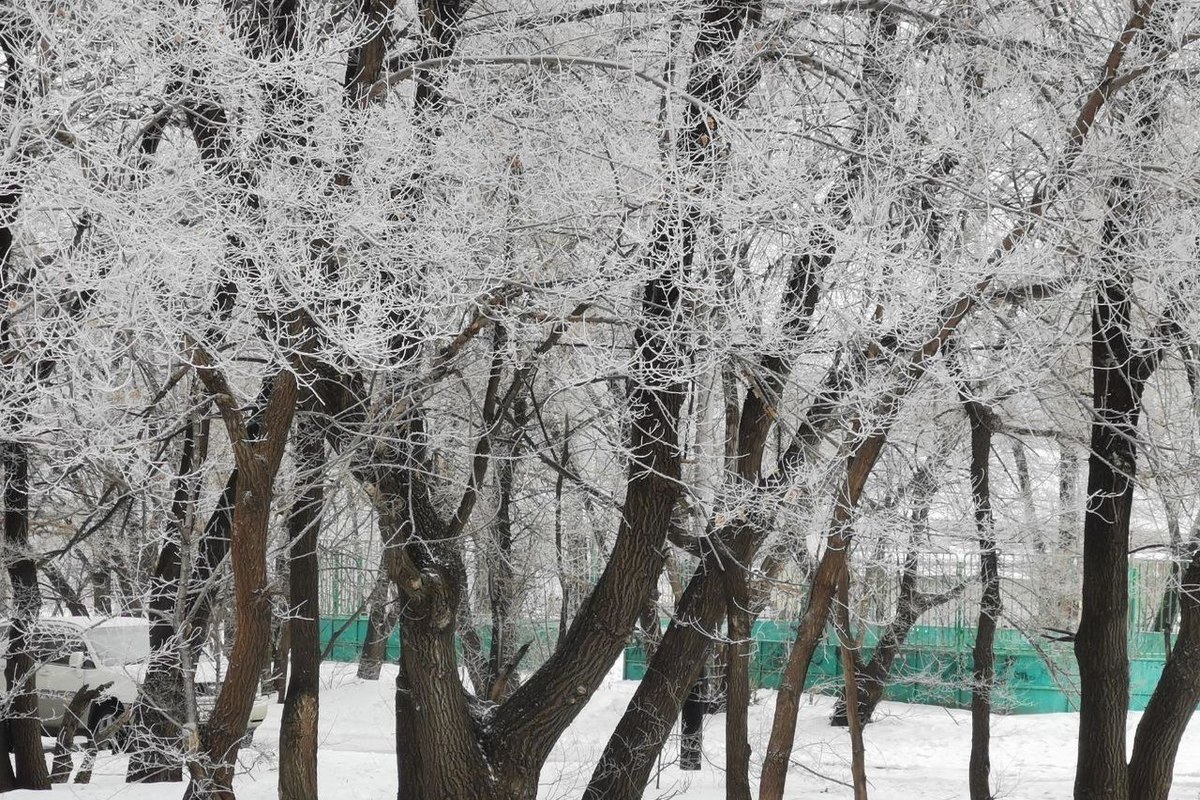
28,626,92,667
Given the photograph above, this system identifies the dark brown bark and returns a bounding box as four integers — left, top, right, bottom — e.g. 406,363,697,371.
186,369,297,800
724,567,752,800
965,401,999,800
1074,6,1173,797
835,566,868,800
759,435,886,800
51,683,110,784
279,419,325,800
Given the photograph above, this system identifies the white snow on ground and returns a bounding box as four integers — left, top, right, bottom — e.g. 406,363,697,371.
12,660,1200,799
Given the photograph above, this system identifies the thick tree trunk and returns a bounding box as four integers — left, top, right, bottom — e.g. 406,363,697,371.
1074,5,1174,798
966,402,999,800
279,421,324,800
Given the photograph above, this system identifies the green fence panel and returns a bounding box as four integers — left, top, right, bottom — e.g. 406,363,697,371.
621,620,1174,715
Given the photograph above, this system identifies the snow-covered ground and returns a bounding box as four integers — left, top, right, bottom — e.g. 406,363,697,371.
13,660,1200,799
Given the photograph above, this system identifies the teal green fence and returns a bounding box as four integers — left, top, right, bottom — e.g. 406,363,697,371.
320,617,402,663
623,621,1172,714
319,616,1170,713
319,617,562,672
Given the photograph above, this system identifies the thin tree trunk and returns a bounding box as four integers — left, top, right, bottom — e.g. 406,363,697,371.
357,569,396,681
128,415,205,783
965,401,999,800
723,566,752,800
1127,551,1200,800
279,419,324,800
835,565,868,800
759,434,887,800
2,442,51,791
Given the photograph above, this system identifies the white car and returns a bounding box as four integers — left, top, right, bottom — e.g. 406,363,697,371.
0,616,268,744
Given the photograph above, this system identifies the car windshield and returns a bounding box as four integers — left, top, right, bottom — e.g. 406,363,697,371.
85,619,152,666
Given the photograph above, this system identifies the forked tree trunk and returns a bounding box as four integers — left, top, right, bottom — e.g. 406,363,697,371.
186,369,296,800
1074,5,1174,797
279,420,325,800
759,437,886,800
832,440,960,727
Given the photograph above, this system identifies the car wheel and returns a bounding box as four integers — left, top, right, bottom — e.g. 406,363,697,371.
89,701,128,753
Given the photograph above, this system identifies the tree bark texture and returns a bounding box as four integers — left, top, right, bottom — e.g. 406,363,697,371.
279,420,325,800
186,370,297,800
1073,5,1174,798
966,401,999,800
357,569,397,681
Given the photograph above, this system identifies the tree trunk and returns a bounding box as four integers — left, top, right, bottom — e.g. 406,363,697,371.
43,564,87,616
723,568,752,800
680,667,708,771
51,683,110,784
2,442,51,791
835,565,868,800
1127,552,1200,800
486,409,524,701
279,421,324,800
966,401,999,800
759,434,887,800
1074,6,1174,798
357,570,397,681
91,569,113,615
128,416,203,784
187,369,296,800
